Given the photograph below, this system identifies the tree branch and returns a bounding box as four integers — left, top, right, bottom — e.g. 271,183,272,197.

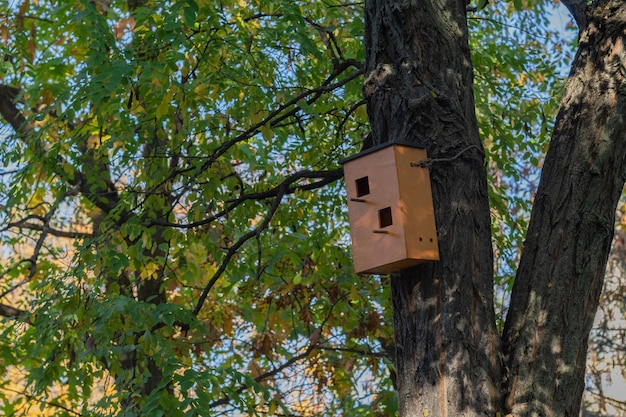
140,64,360,218
0,259,33,293
561,0,588,30
187,65,363,179
0,86,120,214
206,299,343,410
221,63,363,156
0,303,32,325
0,191,68,301
0,386,79,415
208,345,316,409
0,13,53,24
316,345,388,358
6,221,92,239
0,85,29,132
192,178,289,316
2,215,93,239
153,167,343,230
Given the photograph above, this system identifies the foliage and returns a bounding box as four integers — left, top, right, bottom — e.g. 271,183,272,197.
0,0,609,416
469,0,576,326
0,0,394,415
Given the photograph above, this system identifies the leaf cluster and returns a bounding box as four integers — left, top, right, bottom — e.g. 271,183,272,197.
0,0,394,415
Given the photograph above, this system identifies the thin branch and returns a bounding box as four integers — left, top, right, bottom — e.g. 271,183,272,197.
0,213,45,231
335,99,366,142
3,218,92,239
0,303,32,324
242,12,283,23
208,345,316,409
0,386,80,415
0,259,33,291
206,285,349,410
206,296,345,409
410,144,484,167
316,345,388,358
0,168,21,176
192,179,289,316
234,168,343,202
560,0,588,30
206,64,363,170
153,168,343,229
0,13,54,24
0,86,120,214
0,191,66,299
587,390,626,412
321,0,364,7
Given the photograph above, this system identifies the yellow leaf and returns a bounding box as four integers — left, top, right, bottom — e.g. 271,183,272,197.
260,123,273,141
29,188,46,215
62,162,75,179
156,100,170,119
349,285,359,302
268,399,277,415
355,104,367,121
180,355,192,367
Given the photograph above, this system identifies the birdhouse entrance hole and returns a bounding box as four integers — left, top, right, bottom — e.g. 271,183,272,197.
355,176,370,197
378,207,393,228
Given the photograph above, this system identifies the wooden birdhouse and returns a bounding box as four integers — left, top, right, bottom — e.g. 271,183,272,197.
342,142,439,274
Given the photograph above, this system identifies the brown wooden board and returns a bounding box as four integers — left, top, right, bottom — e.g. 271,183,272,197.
343,143,439,274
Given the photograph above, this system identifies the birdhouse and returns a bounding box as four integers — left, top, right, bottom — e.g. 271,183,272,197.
342,142,439,274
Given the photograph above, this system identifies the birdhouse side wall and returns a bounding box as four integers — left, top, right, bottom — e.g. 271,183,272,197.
394,146,439,261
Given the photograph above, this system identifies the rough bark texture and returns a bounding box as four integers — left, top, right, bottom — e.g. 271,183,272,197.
366,0,626,416
502,2,626,416
364,0,500,415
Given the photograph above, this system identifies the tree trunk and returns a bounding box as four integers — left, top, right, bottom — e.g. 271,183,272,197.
364,0,500,415
502,2,626,416
365,0,626,416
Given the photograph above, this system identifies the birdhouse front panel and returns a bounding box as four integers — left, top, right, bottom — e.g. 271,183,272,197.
343,143,439,274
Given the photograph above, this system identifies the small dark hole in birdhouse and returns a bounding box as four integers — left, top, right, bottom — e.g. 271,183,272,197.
379,207,392,228
355,176,370,197
430,238,433,242
419,237,423,242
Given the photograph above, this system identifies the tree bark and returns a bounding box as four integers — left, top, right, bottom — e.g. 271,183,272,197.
502,2,626,416
365,0,626,416
364,0,500,415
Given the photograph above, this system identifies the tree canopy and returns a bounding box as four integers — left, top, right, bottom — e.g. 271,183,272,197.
0,0,622,416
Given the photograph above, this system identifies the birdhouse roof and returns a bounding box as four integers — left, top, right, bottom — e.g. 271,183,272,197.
340,141,427,164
